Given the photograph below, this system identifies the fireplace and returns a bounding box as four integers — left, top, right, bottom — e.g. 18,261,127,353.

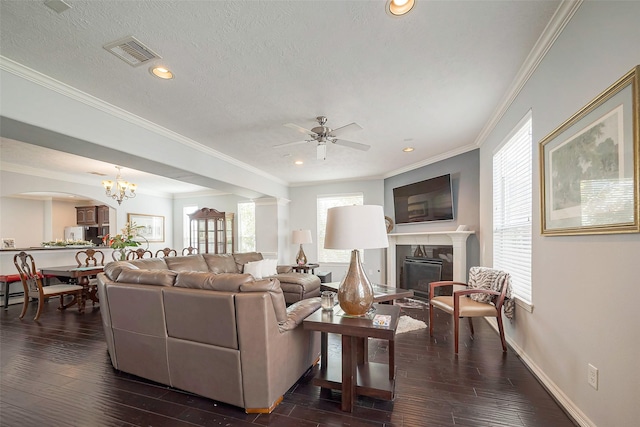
386,230,474,285
402,257,443,299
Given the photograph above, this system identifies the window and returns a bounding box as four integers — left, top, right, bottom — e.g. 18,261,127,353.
183,205,198,249
493,114,532,309
237,201,256,253
317,193,363,263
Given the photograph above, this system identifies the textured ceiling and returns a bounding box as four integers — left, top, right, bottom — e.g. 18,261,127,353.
0,0,562,191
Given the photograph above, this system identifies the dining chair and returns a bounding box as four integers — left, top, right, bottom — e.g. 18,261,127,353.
428,266,513,353
126,248,153,260
75,249,105,306
182,246,198,255
75,248,105,267
13,251,84,321
155,247,178,258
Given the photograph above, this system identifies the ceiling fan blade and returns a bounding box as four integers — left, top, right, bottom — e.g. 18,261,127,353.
333,138,370,151
284,123,315,135
330,122,362,137
273,139,309,148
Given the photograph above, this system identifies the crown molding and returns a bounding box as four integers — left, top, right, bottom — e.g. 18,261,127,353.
474,0,583,147
0,56,289,187
383,143,478,179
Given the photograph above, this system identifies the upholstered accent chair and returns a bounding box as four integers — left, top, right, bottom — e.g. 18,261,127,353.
428,266,513,353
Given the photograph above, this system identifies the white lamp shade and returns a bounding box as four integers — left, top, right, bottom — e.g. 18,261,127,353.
292,229,313,244
324,205,389,250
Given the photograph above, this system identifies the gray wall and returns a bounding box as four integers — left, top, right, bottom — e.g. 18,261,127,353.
479,2,640,426
384,149,480,274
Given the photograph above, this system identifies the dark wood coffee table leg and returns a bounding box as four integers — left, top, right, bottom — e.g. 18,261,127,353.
341,335,356,412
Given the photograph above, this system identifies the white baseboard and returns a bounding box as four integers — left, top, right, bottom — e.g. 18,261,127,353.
484,318,595,427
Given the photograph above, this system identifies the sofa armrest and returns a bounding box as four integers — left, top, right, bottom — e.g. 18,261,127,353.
279,297,321,332
277,265,293,274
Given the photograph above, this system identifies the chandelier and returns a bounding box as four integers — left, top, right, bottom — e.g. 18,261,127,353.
102,166,137,205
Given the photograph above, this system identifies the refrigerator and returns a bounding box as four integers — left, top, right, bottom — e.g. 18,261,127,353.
64,226,85,241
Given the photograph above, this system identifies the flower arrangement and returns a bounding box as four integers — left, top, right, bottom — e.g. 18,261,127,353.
103,222,145,249
41,239,94,247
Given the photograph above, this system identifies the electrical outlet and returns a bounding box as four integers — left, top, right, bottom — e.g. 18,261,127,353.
588,364,598,390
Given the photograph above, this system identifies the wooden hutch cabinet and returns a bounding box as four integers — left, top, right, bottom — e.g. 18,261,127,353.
225,212,235,254
189,208,235,254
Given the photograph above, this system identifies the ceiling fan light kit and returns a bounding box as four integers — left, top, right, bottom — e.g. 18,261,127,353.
275,115,370,160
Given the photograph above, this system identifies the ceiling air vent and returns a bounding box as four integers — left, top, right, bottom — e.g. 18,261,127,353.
103,36,161,67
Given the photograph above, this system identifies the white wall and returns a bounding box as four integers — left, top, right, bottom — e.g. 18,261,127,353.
479,2,640,426
1,170,174,254
289,179,385,283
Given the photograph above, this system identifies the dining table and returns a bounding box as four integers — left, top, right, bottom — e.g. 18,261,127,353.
41,265,103,307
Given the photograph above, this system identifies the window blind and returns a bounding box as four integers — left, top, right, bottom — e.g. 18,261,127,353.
493,116,532,306
317,193,363,263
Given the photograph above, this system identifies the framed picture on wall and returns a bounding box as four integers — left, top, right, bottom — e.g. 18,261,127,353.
539,65,639,236
127,213,165,242
1,238,16,249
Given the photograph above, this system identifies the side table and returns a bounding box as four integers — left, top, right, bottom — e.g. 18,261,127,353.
291,263,320,274
303,304,400,412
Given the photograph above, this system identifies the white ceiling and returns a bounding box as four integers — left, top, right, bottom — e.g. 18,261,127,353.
0,0,563,193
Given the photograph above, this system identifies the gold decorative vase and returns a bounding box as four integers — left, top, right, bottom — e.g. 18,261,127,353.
337,249,374,316
296,244,307,265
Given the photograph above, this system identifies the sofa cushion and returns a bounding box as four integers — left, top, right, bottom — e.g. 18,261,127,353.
240,278,287,323
129,258,170,271
116,269,177,287
261,259,278,277
233,252,263,273
203,253,237,274
175,272,254,291
165,255,209,272
104,261,139,281
243,260,264,279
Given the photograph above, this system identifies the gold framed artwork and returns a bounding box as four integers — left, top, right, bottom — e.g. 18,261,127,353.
127,213,165,242
539,65,639,236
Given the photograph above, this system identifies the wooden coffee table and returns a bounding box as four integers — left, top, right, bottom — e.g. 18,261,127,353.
303,304,401,412
321,282,414,303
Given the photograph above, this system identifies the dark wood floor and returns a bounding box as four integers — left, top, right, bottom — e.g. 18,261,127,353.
0,299,576,427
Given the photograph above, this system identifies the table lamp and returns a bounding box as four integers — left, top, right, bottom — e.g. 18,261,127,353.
292,229,312,265
324,205,389,316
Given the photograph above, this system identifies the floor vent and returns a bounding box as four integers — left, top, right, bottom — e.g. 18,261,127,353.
103,36,161,67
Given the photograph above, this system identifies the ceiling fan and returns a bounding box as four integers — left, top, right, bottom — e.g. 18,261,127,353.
274,116,370,160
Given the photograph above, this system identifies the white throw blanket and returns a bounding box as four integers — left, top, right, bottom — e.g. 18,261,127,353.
467,267,515,320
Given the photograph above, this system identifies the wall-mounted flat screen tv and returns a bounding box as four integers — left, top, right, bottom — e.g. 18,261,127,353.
393,174,454,224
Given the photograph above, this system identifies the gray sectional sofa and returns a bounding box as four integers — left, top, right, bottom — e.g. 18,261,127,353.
96,253,322,413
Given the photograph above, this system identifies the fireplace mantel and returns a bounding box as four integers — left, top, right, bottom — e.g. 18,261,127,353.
386,231,474,285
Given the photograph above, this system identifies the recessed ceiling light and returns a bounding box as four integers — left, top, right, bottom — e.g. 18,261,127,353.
403,147,414,152
150,66,174,80
294,160,304,165
386,0,415,16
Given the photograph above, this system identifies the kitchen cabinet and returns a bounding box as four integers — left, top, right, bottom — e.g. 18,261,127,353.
76,205,109,226
97,205,109,225
76,206,97,225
